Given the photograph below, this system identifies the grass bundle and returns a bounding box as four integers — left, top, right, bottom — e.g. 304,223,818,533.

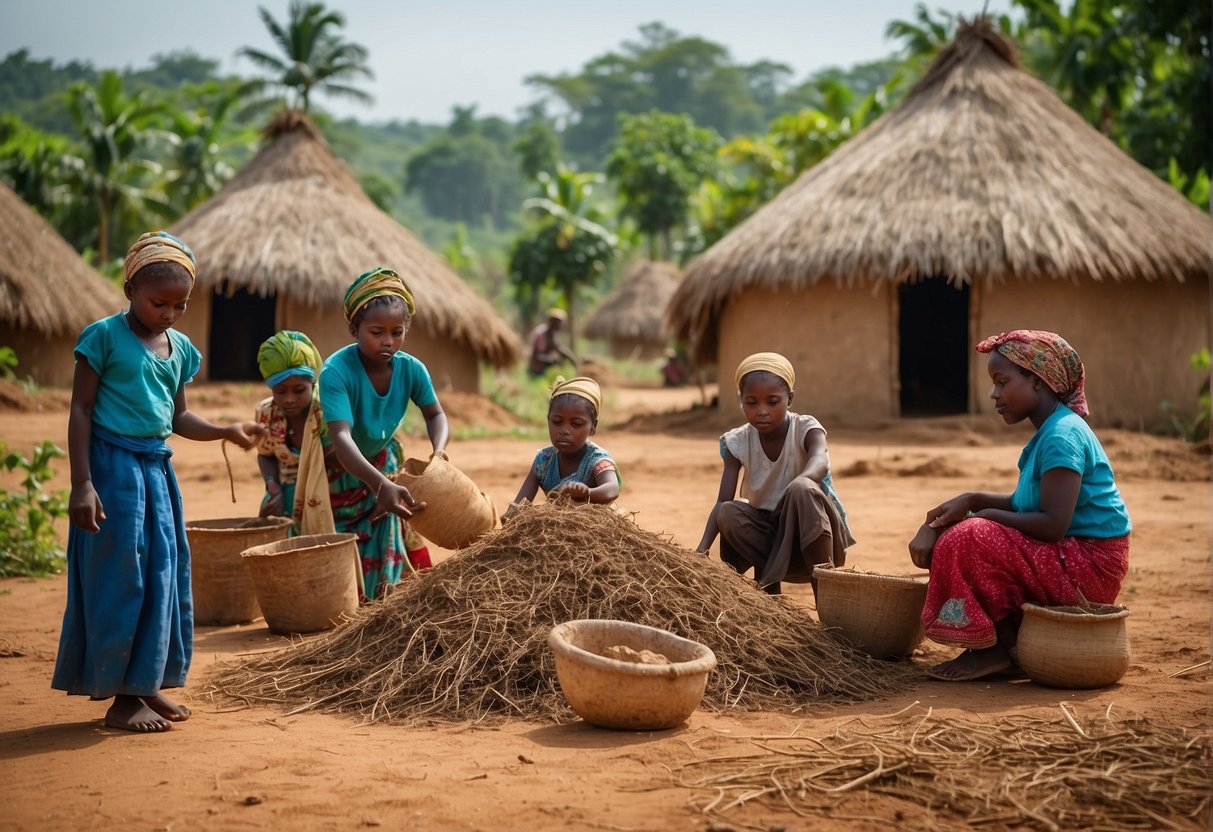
208,501,913,723
673,703,1212,830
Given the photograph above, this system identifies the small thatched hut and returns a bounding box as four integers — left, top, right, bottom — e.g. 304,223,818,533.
0,182,124,386
584,259,681,359
171,112,521,391
668,19,1212,429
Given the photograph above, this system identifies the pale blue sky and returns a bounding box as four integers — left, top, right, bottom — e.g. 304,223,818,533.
1,0,1015,123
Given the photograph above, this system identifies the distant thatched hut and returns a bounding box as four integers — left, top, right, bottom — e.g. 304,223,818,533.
584,260,681,359
171,112,521,391
0,182,124,386
668,20,1212,429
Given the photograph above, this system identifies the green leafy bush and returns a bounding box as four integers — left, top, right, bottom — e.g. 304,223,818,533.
0,441,69,577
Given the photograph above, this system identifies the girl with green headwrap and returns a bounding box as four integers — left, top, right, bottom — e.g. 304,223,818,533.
255,331,336,536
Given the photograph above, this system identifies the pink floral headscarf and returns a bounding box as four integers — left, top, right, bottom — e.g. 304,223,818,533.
977,330,1088,417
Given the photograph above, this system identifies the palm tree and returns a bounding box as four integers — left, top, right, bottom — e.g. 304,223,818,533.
885,3,959,74
162,81,250,213
239,1,373,114
64,71,171,264
509,164,617,344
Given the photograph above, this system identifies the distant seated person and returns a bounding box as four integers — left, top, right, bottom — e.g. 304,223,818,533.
528,308,579,377
661,347,688,388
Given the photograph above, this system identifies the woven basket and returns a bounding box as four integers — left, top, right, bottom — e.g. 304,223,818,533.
186,516,293,625
393,455,498,549
1017,602,1131,689
815,567,929,658
241,533,360,634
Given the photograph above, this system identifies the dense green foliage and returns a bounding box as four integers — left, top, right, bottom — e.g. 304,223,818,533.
0,441,69,577
0,4,1207,324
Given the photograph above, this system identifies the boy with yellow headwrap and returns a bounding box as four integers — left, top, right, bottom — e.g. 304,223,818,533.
254,330,336,536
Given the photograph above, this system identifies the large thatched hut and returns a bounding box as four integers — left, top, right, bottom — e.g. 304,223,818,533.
171,112,521,391
0,182,124,386
668,20,1212,429
584,259,681,359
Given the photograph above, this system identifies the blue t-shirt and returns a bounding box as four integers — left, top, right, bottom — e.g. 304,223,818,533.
531,441,619,492
1012,404,1131,538
318,344,437,458
74,312,201,439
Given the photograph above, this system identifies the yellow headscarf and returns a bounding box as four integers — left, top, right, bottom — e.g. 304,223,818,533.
550,375,602,415
343,267,416,322
735,352,795,393
257,331,322,388
123,231,196,283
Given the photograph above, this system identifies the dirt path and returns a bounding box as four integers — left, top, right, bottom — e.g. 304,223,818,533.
1,385,1208,830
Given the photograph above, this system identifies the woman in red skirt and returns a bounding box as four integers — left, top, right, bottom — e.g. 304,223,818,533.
908,331,1131,681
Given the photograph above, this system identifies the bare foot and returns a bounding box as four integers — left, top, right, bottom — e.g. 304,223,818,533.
927,646,1013,681
142,692,191,722
104,695,172,733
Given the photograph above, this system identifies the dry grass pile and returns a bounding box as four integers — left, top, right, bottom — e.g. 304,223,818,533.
209,501,913,723
673,703,1211,830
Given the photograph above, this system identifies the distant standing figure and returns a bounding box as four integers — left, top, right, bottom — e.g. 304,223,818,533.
528,308,579,377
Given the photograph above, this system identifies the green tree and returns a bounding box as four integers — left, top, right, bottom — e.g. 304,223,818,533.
513,121,561,181
238,0,373,114
64,71,170,264
508,165,617,343
605,110,720,260
161,81,249,213
405,132,518,225
0,116,72,217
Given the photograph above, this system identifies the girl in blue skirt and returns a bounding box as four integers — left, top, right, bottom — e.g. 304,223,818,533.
54,232,260,733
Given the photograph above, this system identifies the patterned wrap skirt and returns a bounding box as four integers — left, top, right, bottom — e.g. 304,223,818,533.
327,438,431,601
922,517,1130,649
52,426,192,698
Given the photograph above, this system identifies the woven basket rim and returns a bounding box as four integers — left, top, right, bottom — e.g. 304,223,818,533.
1021,602,1129,621
241,532,357,558
815,567,929,588
185,515,293,533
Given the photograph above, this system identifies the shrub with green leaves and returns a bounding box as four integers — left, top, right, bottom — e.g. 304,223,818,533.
0,441,69,577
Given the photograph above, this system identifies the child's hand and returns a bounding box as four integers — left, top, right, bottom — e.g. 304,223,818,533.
373,481,426,521
260,486,284,518
225,421,263,449
69,481,105,533
557,482,591,502
908,524,938,569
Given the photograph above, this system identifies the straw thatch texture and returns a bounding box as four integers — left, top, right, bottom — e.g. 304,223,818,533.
0,182,122,336
584,259,681,344
668,19,1213,364
209,500,914,724
171,111,521,368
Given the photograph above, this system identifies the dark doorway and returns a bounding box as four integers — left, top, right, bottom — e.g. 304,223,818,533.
899,277,969,415
207,286,277,380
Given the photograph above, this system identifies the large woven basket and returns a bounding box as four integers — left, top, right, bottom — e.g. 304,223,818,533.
1017,602,1131,689
241,533,360,634
393,455,497,549
186,516,293,625
815,567,929,658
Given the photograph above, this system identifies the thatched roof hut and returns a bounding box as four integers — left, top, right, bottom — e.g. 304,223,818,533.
584,259,681,359
668,19,1212,429
171,111,521,391
0,182,124,386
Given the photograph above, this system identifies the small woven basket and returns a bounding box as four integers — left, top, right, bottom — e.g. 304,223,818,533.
186,516,293,625
815,567,929,658
241,533,360,634
1016,602,1131,689
393,455,497,549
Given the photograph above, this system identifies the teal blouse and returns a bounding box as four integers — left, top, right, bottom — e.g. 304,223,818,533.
1012,404,1131,538
74,312,201,439
318,344,437,458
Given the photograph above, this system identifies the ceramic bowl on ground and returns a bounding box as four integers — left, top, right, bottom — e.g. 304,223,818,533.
548,619,716,730
815,567,930,658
